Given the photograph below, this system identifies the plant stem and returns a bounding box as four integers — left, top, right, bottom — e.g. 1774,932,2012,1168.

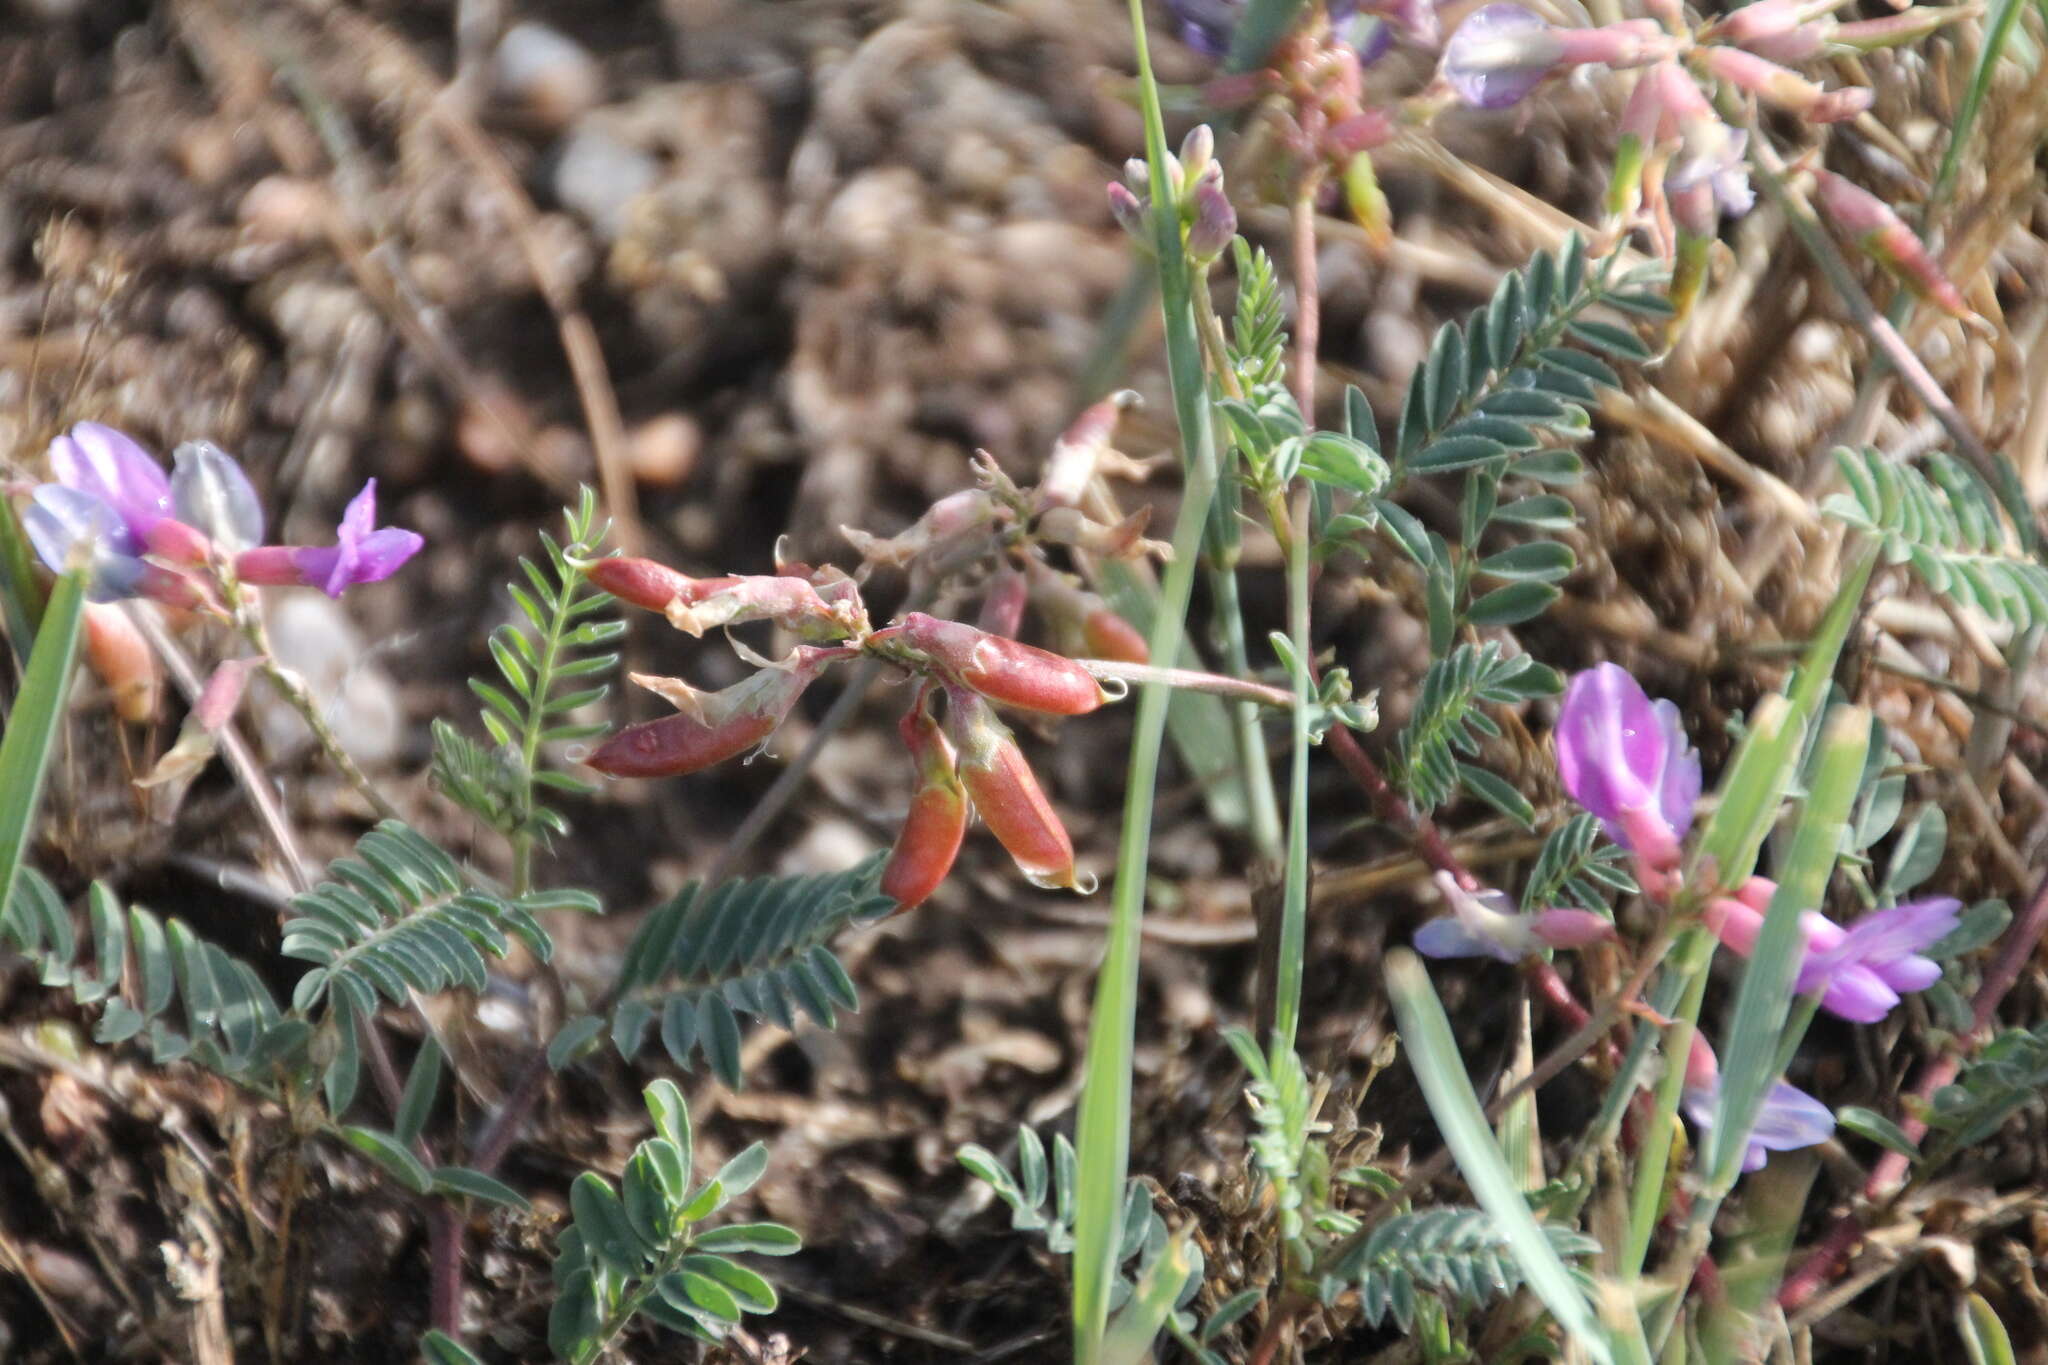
1260,484,1314,1060
1071,0,1225,1354
1191,284,1285,861
232,596,402,822
1074,658,1296,710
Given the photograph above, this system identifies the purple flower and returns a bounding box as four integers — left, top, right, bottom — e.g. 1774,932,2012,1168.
1683,1078,1835,1172
1440,4,1558,108
1554,663,1700,875
1683,1038,1835,1172
47,423,174,542
1704,883,1960,1024
1667,124,1755,235
20,485,149,602
1797,897,1960,1024
234,480,423,598
1412,871,1615,961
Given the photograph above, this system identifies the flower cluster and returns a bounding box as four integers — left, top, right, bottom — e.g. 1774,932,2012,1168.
584,397,1162,911
1414,660,1963,1171
1703,877,1958,1024
21,423,422,604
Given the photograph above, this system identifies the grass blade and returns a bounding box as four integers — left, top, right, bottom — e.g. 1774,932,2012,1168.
1071,3,1227,1355
1707,705,1869,1186
0,572,85,925
1385,948,1620,1365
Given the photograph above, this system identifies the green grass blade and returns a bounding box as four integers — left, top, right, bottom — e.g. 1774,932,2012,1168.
1386,948,1619,1365
1931,0,2029,212
0,498,48,662
1071,3,1227,1355
0,572,84,924
1101,1230,1194,1365
1706,706,1869,1187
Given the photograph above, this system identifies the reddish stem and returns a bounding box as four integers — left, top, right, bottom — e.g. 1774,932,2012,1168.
1778,863,2048,1309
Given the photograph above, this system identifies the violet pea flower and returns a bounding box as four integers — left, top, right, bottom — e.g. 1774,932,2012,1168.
1554,663,1700,880
23,423,211,600
1704,880,1960,1024
1412,871,1615,961
1440,5,1676,110
1681,1038,1834,1172
20,485,150,603
234,480,424,598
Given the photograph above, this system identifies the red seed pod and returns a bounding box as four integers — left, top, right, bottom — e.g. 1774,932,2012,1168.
943,686,1079,890
1082,606,1149,665
586,658,819,778
1024,560,1148,665
586,557,733,614
898,611,1106,716
83,603,160,724
879,693,968,912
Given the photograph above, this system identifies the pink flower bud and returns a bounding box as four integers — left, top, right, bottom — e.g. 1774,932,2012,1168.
943,686,1079,890
843,489,1003,569
1036,393,1138,513
83,603,160,724
1811,169,1972,318
1107,181,1148,241
898,611,1108,715
1530,908,1619,950
1699,47,1869,122
586,654,825,778
879,693,968,913
1185,181,1237,265
976,568,1028,639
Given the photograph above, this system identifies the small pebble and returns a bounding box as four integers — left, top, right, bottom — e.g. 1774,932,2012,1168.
549,124,659,241
493,22,605,128
627,413,701,486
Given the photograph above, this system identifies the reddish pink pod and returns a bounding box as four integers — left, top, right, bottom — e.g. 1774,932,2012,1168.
942,686,1079,891
898,611,1106,716
880,699,969,913
586,660,820,778
585,557,735,614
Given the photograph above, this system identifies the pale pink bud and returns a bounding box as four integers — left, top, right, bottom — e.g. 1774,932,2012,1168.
976,568,1028,639
1811,169,1972,318
82,603,160,724
1036,392,1138,513
1700,47,1870,122
1530,908,1619,950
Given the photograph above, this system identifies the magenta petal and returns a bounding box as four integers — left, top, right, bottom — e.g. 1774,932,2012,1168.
1818,966,1899,1024
50,423,173,537
1651,698,1701,839
1872,955,1941,994
347,527,424,583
